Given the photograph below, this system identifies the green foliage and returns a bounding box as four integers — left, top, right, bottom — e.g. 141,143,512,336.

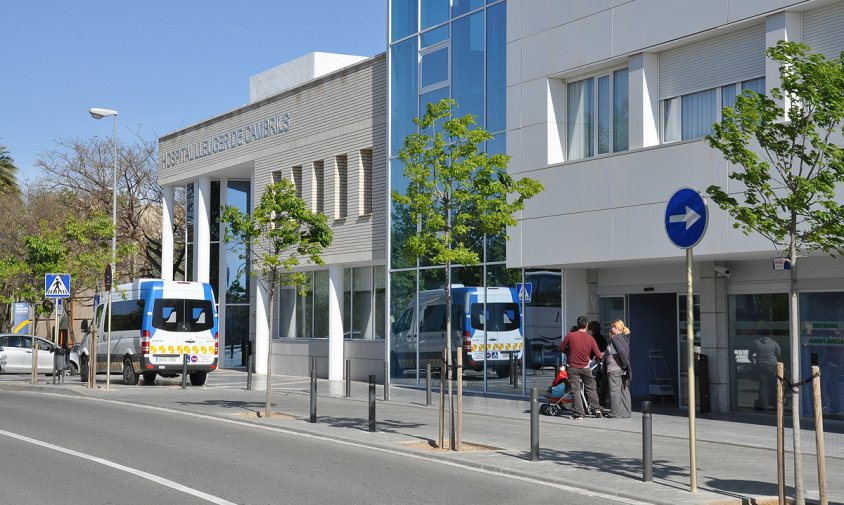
705,41,844,257
222,179,333,296
392,98,543,268
0,144,21,197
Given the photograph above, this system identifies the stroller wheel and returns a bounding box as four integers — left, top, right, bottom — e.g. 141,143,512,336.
547,404,560,416
539,404,550,415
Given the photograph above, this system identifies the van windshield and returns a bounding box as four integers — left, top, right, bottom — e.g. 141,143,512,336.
470,303,520,332
153,299,214,332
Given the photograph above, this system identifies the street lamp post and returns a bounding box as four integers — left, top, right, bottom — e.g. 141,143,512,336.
89,107,118,391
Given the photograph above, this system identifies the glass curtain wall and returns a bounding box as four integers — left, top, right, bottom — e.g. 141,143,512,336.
391,1,532,395
225,181,251,366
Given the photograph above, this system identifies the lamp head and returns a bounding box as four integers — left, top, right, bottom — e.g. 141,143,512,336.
89,108,118,119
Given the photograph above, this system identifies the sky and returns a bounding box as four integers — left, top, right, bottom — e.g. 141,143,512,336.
1,0,387,182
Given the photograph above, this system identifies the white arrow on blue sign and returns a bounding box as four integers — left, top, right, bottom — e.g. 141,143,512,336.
664,187,708,249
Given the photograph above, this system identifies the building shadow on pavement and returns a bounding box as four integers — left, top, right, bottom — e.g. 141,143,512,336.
524,449,688,483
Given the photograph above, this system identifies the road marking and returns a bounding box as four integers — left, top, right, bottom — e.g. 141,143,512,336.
0,428,238,505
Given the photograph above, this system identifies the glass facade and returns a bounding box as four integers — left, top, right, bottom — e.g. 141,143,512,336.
389,0,523,394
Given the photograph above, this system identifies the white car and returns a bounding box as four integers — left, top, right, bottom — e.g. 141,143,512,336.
0,334,64,374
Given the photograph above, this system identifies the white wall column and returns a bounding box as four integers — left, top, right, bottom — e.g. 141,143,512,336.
194,176,211,283
328,264,344,380
161,185,174,281
766,13,802,113
255,279,270,374
628,52,660,149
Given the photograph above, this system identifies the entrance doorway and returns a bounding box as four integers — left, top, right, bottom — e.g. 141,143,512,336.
627,294,678,404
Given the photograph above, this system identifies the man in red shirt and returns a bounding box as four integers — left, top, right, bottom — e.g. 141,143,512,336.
560,316,603,419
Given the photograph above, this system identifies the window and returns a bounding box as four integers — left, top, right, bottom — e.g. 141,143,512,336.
153,299,214,332
567,68,629,161
335,155,348,219
421,46,449,90
360,149,373,215
292,165,302,200
421,0,448,30
663,77,765,142
313,160,324,214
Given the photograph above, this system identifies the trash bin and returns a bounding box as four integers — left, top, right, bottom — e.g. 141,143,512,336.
695,352,711,414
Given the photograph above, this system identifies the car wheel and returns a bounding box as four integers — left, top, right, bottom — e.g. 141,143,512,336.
189,371,207,386
122,358,139,385
495,363,511,379
80,357,89,383
142,372,156,384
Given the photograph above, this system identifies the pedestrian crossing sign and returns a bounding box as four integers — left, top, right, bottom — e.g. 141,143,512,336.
515,282,533,303
45,273,71,299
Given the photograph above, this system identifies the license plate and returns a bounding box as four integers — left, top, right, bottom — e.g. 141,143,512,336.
153,356,181,364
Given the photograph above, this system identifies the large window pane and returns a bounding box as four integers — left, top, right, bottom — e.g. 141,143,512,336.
375,266,386,340
226,181,251,303
419,87,450,133
391,158,416,270
741,77,765,95
421,0,448,29
613,68,629,152
721,83,738,111
224,305,250,367
352,266,374,339
210,180,220,242
313,270,329,339
452,0,484,17
485,1,506,133
663,97,681,143
800,292,844,417
390,38,419,157
421,47,449,88
390,270,418,382
567,78,594,160
452,11,485,126
524,269,563,371
597,75,610,155
729,293,789,411
681,88,717,140
421,25,449,48
391,0,417,42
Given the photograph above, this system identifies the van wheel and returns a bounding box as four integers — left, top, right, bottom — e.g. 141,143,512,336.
189,372,207,386
389,353,403,378
122,358,139,385
142,372,156,384
80,357,89,383
495,363,511,379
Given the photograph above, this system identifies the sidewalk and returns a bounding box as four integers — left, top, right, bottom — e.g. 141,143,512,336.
3,370,842,505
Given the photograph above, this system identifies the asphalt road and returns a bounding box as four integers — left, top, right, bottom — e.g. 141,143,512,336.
0,390,629,505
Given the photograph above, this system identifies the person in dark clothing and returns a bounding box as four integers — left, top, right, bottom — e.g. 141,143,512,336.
560,315,603,419
605,319,632,418
586,321,607,352
748,334,780,411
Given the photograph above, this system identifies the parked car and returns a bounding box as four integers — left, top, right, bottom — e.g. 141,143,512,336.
67,342,81,375
0,334,63,374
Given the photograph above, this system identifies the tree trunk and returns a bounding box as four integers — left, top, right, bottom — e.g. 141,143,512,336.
265,281,274,419
789,235,805,505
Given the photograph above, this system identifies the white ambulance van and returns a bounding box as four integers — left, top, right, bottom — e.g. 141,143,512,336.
79,279,219,386
390,286,523,378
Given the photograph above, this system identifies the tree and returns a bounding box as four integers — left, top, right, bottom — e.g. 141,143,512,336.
705,40,844,505
393,98,543,447
222,179,333,418
35,132,170,280
0,144,21,196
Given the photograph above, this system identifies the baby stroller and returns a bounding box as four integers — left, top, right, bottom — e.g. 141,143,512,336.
539,356,604,418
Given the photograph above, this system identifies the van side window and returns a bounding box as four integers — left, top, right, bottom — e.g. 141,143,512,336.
421,304,464,332
111,300,145,332
393,308,413,333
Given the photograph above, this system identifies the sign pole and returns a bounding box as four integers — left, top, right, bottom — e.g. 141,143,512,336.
686,247,697,492
107,283,112,390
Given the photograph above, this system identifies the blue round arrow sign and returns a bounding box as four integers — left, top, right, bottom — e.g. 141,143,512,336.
664,187,708,249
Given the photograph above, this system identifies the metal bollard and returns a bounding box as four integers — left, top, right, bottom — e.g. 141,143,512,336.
310,357,317,423
181,353,188,390
426,364,432,406
368,374,376,432
642,400,653,482
383,361,389,401
246,340,252,391
52,351,58,385
530,387,539,461
509,354,515,385
514,356,519,389
345,359,351,397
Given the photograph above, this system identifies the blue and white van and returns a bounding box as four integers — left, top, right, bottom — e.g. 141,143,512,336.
80,279,219,386
390,286,523,378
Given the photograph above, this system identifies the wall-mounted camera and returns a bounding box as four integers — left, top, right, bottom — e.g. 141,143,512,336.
714,265,731,278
